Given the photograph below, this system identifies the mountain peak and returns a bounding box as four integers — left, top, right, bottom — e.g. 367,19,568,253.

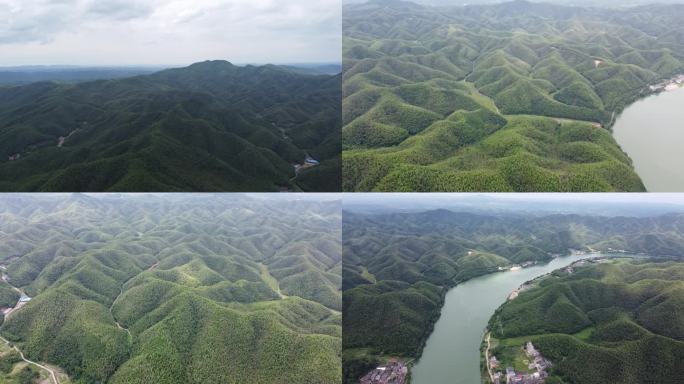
186,60,235,69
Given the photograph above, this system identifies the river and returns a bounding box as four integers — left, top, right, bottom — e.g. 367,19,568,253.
410,253,604,384
612,86,684,191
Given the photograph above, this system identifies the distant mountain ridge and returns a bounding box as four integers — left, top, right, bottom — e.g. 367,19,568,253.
0,66,163,85
0,62,342,85
0,60,341,192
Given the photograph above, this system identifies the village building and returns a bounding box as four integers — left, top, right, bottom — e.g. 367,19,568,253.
492,342,552,384
293,155,320,175
360,359,408,384
490,356,500,369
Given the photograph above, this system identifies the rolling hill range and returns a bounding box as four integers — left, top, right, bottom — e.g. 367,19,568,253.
0,61,341,192
342,209,684,383
342,0,684,191
0,194,342,384
0,66,163,86
486,258,684,384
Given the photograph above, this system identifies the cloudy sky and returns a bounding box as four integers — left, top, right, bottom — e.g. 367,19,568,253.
0,0,341,66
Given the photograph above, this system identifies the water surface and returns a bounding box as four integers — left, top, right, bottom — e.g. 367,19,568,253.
410,253,603,384
613,87,684,191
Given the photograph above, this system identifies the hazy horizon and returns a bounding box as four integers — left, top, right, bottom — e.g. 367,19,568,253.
343,0,684,7
344,192,684,205
343,193,684,217
0,0,341,66
0,61,342,70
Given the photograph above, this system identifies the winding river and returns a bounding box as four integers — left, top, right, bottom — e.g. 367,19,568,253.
612,86,684,191
410,253,605,384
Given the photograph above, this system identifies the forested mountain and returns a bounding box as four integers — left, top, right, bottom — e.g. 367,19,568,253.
0,61,341,192
342,0,684,191
0,194,342,383
342,209,684,383
487,259,684,384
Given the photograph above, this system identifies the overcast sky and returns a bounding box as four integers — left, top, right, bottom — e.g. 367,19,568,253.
0,0,341,66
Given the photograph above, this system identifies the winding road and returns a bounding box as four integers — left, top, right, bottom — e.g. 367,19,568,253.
0,335,59,384
484,332,494,383
0,273,60,384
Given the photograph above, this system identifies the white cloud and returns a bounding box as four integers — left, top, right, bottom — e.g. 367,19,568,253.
0,0,341,65
85,0,156,20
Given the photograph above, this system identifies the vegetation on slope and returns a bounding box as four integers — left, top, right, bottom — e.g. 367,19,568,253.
0,61,341,192
0,194,342,383
486,259,684,384
343,0,684,191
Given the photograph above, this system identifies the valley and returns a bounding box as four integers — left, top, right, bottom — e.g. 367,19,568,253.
342,204,684,384
342,0,684,191
0,193,342,384
412,253,606,384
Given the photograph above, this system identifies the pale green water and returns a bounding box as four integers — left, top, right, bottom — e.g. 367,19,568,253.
410,253,603,384
613,87,684,192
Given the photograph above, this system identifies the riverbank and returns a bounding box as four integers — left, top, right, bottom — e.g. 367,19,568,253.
479,256,680,384
355,263,509,381
601,72,684,131
351,261,517,384
356,251,634,384
479,257,604,384
408,252,610,384
648,74,684,93
479,255,648,384
482,258,607,382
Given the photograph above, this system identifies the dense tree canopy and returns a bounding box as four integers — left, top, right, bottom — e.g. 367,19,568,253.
343,0,684,191
0,61,341,192
0,194,342,383
487,259,684,384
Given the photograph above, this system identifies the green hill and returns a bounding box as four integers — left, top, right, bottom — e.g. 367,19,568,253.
485,259,684,384
0,194,342,384
0,61,341,192
343,0,684,191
